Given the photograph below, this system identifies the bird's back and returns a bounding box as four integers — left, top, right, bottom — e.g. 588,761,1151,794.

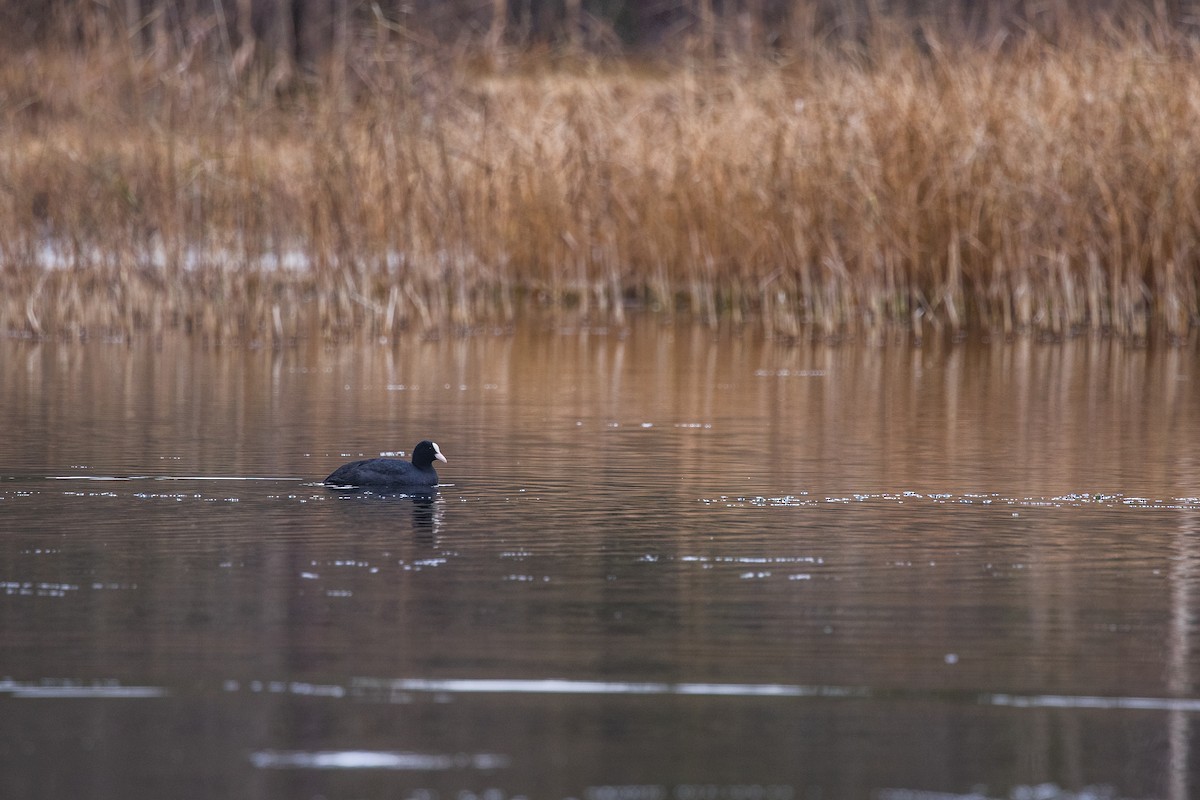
324,457,438,488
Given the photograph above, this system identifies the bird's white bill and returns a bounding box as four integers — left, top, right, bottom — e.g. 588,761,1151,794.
433,442,448,463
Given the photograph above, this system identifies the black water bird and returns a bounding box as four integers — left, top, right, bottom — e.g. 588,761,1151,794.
324,440,447,488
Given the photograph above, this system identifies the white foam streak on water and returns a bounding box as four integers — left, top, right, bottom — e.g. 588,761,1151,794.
347,677,1200,712
248,750,510,770
49,475,302,482
0,679,166,698
986,693,1200,712
349,677,863,699
700,491,1200,510
7,675,1196,712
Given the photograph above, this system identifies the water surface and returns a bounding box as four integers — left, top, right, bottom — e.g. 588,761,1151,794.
2,323,1198,800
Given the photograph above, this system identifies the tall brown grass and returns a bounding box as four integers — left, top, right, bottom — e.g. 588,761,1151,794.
1,20,1198,343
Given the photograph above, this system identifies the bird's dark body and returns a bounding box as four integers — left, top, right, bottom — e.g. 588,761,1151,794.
324,440,446,488
324,458,438,487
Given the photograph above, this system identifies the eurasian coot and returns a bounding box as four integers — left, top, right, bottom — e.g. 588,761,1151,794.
324,440,447,488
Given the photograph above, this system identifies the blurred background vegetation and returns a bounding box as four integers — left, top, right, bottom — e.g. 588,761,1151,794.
2,2,1199,343
10,1,1200,78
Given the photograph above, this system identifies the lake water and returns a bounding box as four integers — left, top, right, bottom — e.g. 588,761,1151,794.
2,321,1199,800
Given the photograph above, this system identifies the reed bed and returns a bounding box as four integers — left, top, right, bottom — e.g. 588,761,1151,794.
1,24,1199,343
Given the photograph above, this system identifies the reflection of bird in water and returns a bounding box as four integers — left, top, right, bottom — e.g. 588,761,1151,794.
324,440,447,488
324,450,447,545
327,488,446,546
409,491,439,545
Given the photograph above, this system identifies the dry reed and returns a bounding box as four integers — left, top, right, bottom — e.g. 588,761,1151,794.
1,21,1198,344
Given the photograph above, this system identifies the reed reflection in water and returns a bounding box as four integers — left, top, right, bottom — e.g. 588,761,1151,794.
1,322,1198,800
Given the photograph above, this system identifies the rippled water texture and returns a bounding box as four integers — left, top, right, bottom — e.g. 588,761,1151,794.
2,323,1199,800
